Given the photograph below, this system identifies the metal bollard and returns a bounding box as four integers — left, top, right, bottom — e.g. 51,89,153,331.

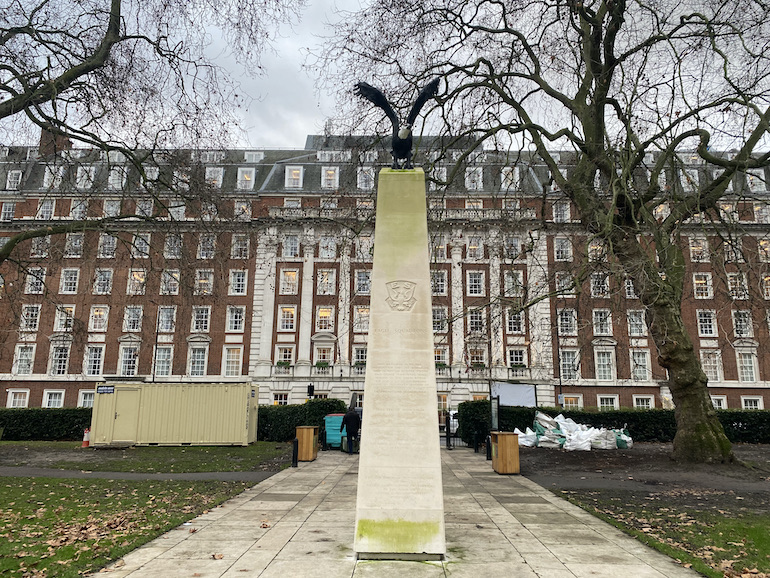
291,438,299,467
445,423,452,450
473,433,480,453
486,435,492,460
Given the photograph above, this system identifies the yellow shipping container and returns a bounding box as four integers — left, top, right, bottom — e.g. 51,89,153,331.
90,382,258,447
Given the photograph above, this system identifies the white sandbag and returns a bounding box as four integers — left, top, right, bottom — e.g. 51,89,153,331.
591,429,618,450
563,429,593,451
514,427,538,447
535,411,559,431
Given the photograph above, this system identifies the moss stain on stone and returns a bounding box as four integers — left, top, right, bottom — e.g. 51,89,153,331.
356,518,441,552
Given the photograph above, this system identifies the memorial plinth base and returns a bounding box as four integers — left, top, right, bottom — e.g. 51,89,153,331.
354,169,446,560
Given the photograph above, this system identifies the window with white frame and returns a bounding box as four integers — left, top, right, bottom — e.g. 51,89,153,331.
356,235,373,259
188,346,208,376
697,310,717,337
126,269,146,295
43,390,65,408
354,306,370,332
229,270,247,295
553,200,570,222
317,269,336,295
630,350,650,381
319,236,336,259
764,276,770,300
69,198,88,220
30,235,49,257
733,310,753,338
756,203,770,224
467,236,483,259
279,269,298,294
590,272,610,298
13,345,35,375
237,167,255,190
507,309,524,334
37,198,55,219
465,199,482,211
428,166,446,191
431,235,447,260
157,306,176,333
284,198,301,210
97,234,117,258
227,306,246,332
168,200,186,221
131,232,150,258
117,345,138,376
160,269,180,295
205,166,225,188
465,166,483,190
627,310,647,336
191,306,211,333
103,199,121,217
554,237,572,261
719,201,738,221
230,234,249,259
501,166,519,190
431,270,447,296
693,273,713,299
724,239,743,263
54,305,75,332
434,348,448,367
88,306,109,332
592,309,612,336
197,233,215,259
6,389,29,408
587,239,605,261
737,351,757,382
355,270,371,295
123,306,143,332
93,269,113,295
557,308,577,336
135,198,153,218
597,395,619,411
594,350,615,381
49,345,70,376
710,395,727,409
625,278,638,299
468,348,486,366
315,306,334,331
20,304,41,332
689,237,709,262
244,150,264,163
223,346,242,377
701,349,722,381
759,239,770,262
555,271,575,296
25,268,45,294
503,235,520,260
153,346,173,377
357,167,375,190
467,270,485,296
432,306,448,332
234,200,251,220
1,201,15,221
468,309,485,333
5,169,22,190
194,269,214,295
746,168,766,192
285,166,304,188
561,395,583,409
508,348,527,367
279,306,296,331
108,167,126,190
84,346,104,376
321,166,339,189
164,233,182,259
633,395,654,410
728,272,748,300
283,234,300,258
64,233,83,258
741,396,764,410
504,270,524,297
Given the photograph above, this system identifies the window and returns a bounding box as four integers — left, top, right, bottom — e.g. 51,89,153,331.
594,350,615,381
154,346,173,377
64,233,83,257
6,169,22,190
724,239,743,263
555,272,575,296
93,269,113,295
321,166,339,189
431,235,447,260
689,237,709,262
1,202,15,221
280,269,298,294
598,395,619,411
701,349,722,381
205,167,223,188
30,235,50,257
431,270,447,296
119,346,139,377
554,237,572,261
229,270,247,295
728,273,748,300
97,234,117,258
501,166,518,190
434,348,448,367
357,167,375,190
237,167,255,190
283,235,300,258
103,199,121,217
633,395,654,410
468,348,486,366
592,309,612,336
693,273,713,299
557,309,577,336
59,268,79,294
54,306,75,332
508,349,526,367
317,269,336,295
354,306,370,332
231,234,249,259
433,307,448,332
43,390,65,408
108,167,127,190
627,310,647,336
13,345,35,375
168,200,187,221
465,167,483,190
157,306,176,333
356,235,373,260
467,271,484,296
164,233,182,259
285,166,304,188
279,306,296,331
561,395,582,409
697,310,717,337
590,272,610,298
6,389,29,408
737,352,757,382
135,198,153,218
88,306,109,332
197,233,215,259
468,309,485,333
315,306,334,331
553,200,570,222
49,346,70,376
194,269,214,295
507,309,524,334
131,233,150,258
227,306,246,332
192,306,211,332
223,346,242,377
625,278,638,299
25,268,46,294
188,346,208,376
319,236,336,259
160,269,180,295
710,395,727,409
467,236,483,260
355,270,371,295
244,151,264,163
631,350,650,381
466,199,482,211
20,304,41,332
733,310,753,338
273,393,289,405
741,396,764,410
126,269,146,295
234,200,251,220
84,346,104,376
123,306,143,332
37,199,55,219
587,240,605,261
504,270,524,297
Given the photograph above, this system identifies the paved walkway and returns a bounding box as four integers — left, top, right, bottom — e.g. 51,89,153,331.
94,447,699,577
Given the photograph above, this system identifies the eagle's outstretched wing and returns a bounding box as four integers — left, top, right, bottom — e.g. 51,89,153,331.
354,82,399,131
406,78,440,127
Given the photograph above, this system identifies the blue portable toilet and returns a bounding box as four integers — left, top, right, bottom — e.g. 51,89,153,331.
324,414,345,449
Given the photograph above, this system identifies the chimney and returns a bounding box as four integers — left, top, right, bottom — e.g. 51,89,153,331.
39,127,72,157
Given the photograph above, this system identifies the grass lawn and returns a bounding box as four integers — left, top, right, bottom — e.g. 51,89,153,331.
562,489,770,578
0,476,251,577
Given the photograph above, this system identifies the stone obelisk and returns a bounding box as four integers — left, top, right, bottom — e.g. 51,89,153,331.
354,168,446,560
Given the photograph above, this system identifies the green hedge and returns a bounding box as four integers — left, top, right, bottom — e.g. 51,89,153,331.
0,408,93,441
257,398,347,442
457,401,770,444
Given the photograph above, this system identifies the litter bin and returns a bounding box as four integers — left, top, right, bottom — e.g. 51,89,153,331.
324,414,344,449
296,426,319,462
490,431,519,474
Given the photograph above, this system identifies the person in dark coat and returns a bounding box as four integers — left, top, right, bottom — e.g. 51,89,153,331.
340,408,361,454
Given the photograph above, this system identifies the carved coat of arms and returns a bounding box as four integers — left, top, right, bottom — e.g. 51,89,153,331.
385,280,417,311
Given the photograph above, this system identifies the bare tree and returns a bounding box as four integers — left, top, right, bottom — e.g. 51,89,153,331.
316,0,770,462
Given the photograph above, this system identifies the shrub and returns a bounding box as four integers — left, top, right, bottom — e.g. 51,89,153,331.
457,400,491,445
0,408,92,441
257,398,347,442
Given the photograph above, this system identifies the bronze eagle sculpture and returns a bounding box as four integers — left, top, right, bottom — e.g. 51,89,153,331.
354,78,441,169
